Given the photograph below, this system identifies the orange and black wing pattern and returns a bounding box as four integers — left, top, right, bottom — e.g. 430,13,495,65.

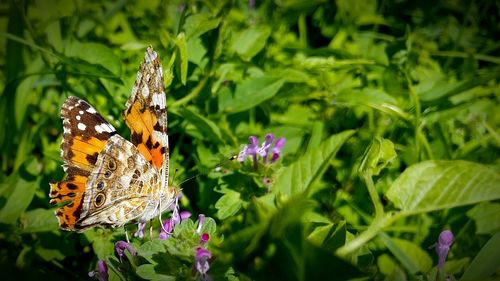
49,96,116,230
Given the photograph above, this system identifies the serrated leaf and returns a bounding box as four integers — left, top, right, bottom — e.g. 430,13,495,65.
461,232,500,281
386,160,500,213
220,76,285,113
138,240,166,263
272,130,356,196
379,232,432,274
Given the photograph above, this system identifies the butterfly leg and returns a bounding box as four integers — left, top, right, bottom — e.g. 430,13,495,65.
149,221,154,241
124,226,130,243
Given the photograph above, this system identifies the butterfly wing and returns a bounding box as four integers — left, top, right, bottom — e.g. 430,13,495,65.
49,96,116,231
123,47,174,221
123,46,168,174
75,134,166,231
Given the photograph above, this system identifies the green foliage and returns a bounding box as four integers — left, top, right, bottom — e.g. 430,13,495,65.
1,0,499,280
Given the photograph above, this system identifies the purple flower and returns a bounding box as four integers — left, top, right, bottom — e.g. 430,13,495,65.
196,214,205,233
160,209,191,240
200,233,210,244
271,137,286,163
159,218,173,240
195,247,212,278
430,230,454,273
134,222,146,238
115,241,137,258
238,134,286,168
258,134,275,163
237,136,259,168
89,259,108,281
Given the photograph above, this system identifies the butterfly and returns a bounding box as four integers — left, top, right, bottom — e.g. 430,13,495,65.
49,46,179,232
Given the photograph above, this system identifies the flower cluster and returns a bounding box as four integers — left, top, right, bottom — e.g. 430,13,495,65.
89,204,214,280
237,133,286,169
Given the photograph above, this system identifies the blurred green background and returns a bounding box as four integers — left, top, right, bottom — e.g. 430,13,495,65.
1,0,499,280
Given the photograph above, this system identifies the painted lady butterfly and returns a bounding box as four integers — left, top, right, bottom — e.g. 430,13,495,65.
49,46,179,232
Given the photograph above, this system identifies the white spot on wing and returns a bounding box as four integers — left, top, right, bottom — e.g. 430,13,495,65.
95,123,114,133
79,110,84,114
76,115,81,120
77,123,86,130
151,92,165,109
141,84,149,98
86,107,97,114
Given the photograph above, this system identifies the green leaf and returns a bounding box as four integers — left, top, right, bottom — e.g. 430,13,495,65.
272,130,356,196
138,240,166,263
461,231,500,281
0,175,37,224
215,187,244,220
231,26,271,61
467,202,500,235
386,160,500,214
186,37,207,67
183,14,221,40
379,232,432,274
65,41,121,75
83,229,116,260
219,76,285,113
418,69,500,102
178,106,223,143
359,137,397,176
174,32,188,85
136,264,175,281
21,208,58,233
336,88,409,119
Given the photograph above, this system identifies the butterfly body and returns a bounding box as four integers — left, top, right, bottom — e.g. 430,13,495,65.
49,47,177,232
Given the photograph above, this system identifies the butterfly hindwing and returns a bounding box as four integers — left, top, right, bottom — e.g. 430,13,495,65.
74,134,158,231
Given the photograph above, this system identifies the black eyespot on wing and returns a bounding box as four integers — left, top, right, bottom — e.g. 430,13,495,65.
94,193,105,208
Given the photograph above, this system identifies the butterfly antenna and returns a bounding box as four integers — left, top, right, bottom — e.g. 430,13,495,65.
124,225,130,243
178,174,199,187
178,155,237,188
214,155,237,171
171,168,179,186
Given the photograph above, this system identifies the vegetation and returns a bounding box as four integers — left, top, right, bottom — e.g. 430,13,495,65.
1,0,499,280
